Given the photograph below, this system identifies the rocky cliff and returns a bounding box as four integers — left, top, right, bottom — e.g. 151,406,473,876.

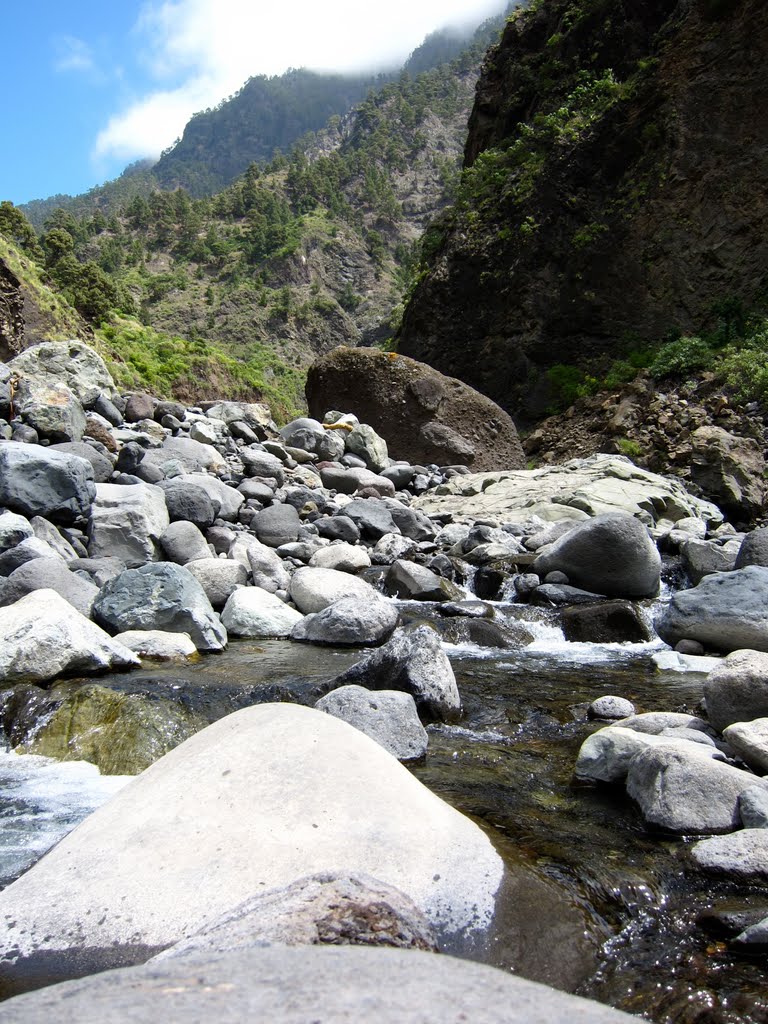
398,0,768,423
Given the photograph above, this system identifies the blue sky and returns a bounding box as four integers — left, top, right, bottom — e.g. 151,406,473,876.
2,0,506,207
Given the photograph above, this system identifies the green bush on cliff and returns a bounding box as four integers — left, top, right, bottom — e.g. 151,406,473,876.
649,335,713,379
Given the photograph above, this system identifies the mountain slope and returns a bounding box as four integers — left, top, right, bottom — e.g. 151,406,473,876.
398,0,768,423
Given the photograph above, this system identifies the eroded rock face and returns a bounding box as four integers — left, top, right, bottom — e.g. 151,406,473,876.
0,258,24,361
306,348,525,471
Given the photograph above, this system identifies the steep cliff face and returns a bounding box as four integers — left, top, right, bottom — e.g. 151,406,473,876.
0,258,24,362
399,0,768,423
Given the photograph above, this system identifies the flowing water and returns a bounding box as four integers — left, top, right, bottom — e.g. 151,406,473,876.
1,602,767,1021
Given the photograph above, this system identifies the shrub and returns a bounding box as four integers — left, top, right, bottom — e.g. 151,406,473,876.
649,335,713,379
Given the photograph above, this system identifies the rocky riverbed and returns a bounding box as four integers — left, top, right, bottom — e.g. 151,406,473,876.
2,340,768,1021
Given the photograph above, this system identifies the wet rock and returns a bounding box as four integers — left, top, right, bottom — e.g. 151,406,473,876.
657,567,768,653
316,687,427,762
332,626,461,723
0,705,504,968
0,442,95,525
291,596,399,647
221,587,304,638
533,513,660,599
704,650,768,731
88,481,169,568
0,589,139,685
626,744,765,833
93,563,227,652
289,566,382,615
434,616,533,650
19,682,207,774
561,600,653,644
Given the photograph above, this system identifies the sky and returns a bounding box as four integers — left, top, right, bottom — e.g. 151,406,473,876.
1,0,507,207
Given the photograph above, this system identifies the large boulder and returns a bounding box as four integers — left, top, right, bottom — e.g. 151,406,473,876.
87,481,170,568
230,535,290,593
251,504,301,548
12,378,86,442
50,442,113,483
626,743,766,833
8,340,116,406
306,348,525,472
221,588,304,638
0,946,637,1024
533,513,661,598
93,563,227,651
0,705,505,973
688,425,767,524
0,510,32,551
690,830,768,883
332,626,461,723
289,566,382,615
656,567,768,653
185,558,248,609
159,479,217,529
0,442,95,524
316,686,428,762
291,596,399,647
0,558,99,617
0,589,139,685
703,650,768,731
142,436,226,475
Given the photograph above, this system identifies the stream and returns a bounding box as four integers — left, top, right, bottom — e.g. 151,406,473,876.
1,600,767,1022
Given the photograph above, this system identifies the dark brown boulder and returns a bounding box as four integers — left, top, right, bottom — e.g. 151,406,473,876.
305,348,525,472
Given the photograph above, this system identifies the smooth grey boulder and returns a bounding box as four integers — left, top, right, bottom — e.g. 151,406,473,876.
342,499,400,540
739,785,768,828
690,829,768,882
388,505,436,542
0,945,638,1024
8,340,115,405
319,464,395,496
0,510,32,551
0,442,95,524
252,504,301,548
384,560,462,602
88,481,169,568
0,705,504,969
0,589,139,685
289,566,382,615
332,626,461,723
656,567,768,653
185,558,248,609
29,516,78,560
124,392,157,422
372,533,418,565
609,712,712,736
533,513,661,599
159,521,211,565
308,543,371,573
0,558,99,617
0,536,62,576
704,650,768,731
240,448,286,485
279,416,326,452
50,441,113,483
723,719,768,774
159,479,216,528
184,473,244,521
291,596,399,647
681,537,741,584
316,686,428,762
573,727,713,784
113,629,198,661
154,872,437,961
13,378,86,442
588,696,636,721
735,527,768,569
221,587,304,638
70,556,126,588
229,535,290,594
143,436,226,474
626,744,766,833
316,514,361,543
93,563,227,651
205,400,273,431
346,423,389,473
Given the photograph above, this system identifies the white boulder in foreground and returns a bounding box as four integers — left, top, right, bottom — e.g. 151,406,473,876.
0,704,504,969
0,945,637,1024
0,589,139,685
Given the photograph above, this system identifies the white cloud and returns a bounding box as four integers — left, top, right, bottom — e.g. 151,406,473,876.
54,35,96,74
94,0,507,162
